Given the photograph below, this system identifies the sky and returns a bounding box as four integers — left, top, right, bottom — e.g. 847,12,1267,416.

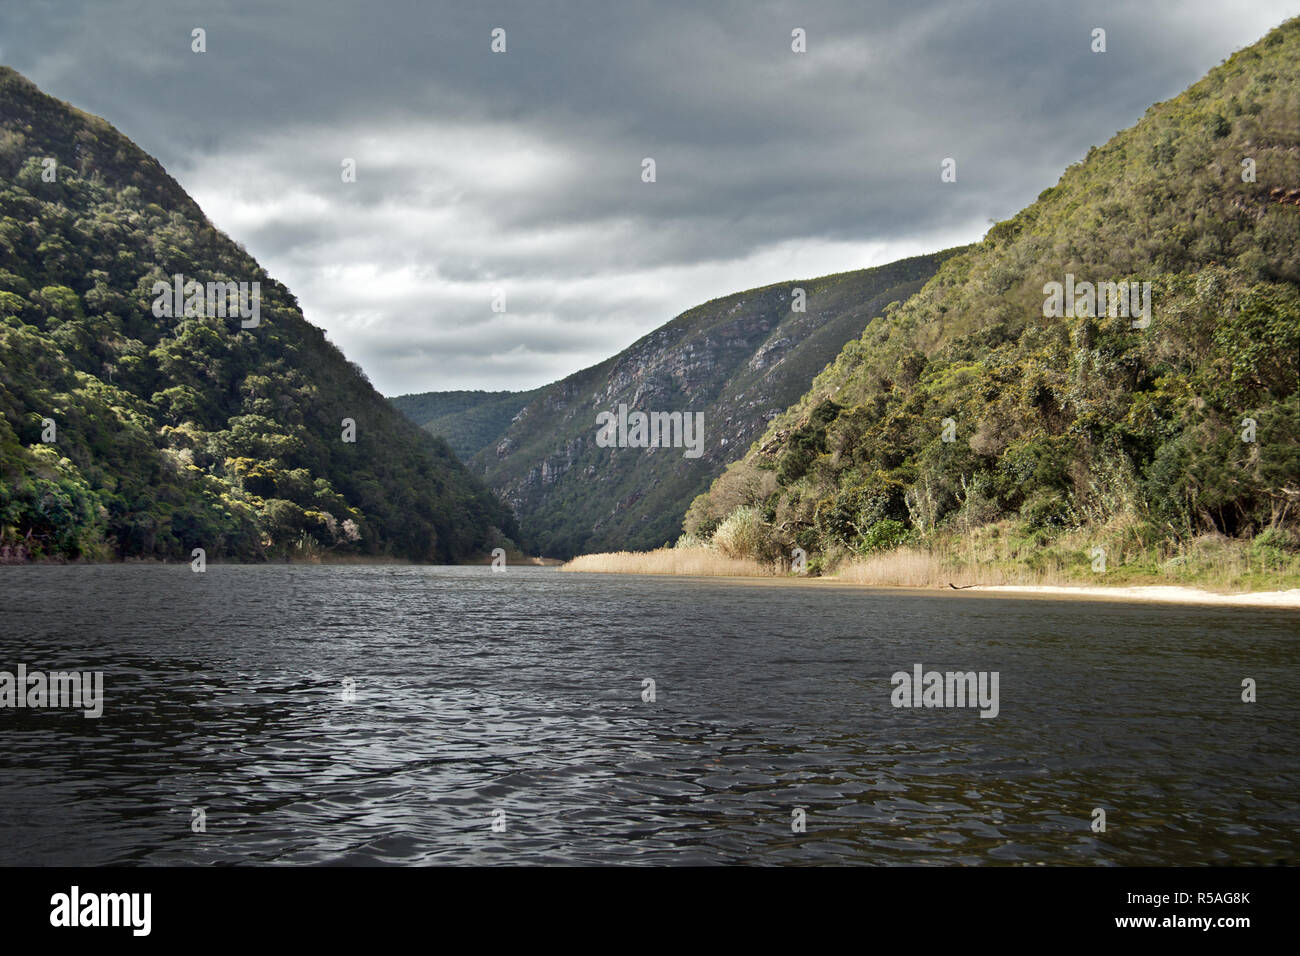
2,0,1297,395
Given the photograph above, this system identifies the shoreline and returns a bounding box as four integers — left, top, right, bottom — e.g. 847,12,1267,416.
5,556,1296,607
560,545,1300,608
952,583,1300,608
0,554,565,568
561,562,1300,608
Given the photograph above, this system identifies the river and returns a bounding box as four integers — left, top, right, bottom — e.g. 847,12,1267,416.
1,564,1295,865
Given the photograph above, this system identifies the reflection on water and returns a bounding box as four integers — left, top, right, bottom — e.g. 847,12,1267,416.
0,565,1296,865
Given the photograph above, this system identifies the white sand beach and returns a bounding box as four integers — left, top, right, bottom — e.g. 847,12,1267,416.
960,584,1300,608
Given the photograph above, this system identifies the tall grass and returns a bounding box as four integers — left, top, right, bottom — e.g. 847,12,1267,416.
562,547,774,577
835,547,959,588
838,522,1300,592
835,545,1066,587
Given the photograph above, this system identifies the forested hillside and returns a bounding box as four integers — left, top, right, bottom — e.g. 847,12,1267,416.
390,387,546,463
0,66,515,562
684,20,1300,578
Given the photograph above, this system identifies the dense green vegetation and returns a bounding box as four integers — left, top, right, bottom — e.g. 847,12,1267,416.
423,251,958,558
0,67,515,561
684,19,1300,580
390,387,545,462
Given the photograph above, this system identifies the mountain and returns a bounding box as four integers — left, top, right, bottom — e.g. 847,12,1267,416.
684,19,1300,571
390,387,545,463
399,252,960,558
0,66,515,562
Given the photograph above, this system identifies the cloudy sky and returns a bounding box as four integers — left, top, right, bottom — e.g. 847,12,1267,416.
2,1,1297,394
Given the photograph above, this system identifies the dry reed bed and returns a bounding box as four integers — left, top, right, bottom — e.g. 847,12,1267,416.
561,547,772,577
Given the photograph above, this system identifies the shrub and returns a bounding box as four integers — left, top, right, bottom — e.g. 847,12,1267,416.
713,506,774,560
857,518,908,554
1254,526,1299,553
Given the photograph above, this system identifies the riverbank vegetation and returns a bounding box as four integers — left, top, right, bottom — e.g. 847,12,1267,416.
562,547,772,577
565,521,1300,593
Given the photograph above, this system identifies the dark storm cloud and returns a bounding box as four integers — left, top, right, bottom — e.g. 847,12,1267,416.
2,0,1295,391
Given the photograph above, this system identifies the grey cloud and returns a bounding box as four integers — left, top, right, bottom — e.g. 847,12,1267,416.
2,0,1295,392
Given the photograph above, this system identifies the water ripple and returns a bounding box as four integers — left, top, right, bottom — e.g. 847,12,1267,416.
0,565,1296,865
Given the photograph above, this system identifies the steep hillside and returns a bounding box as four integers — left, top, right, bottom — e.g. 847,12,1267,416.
685,19,1300,574
453,252,960,557
390,387,545,462
0,66,515,561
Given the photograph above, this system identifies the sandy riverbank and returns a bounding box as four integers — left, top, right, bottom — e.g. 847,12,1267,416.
956,584,1300,607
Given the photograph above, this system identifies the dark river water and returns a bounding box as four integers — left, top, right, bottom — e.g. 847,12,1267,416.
0,565,1296,865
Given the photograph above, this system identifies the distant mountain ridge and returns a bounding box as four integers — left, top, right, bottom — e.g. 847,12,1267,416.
390,388,546,463
394,251,961,557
